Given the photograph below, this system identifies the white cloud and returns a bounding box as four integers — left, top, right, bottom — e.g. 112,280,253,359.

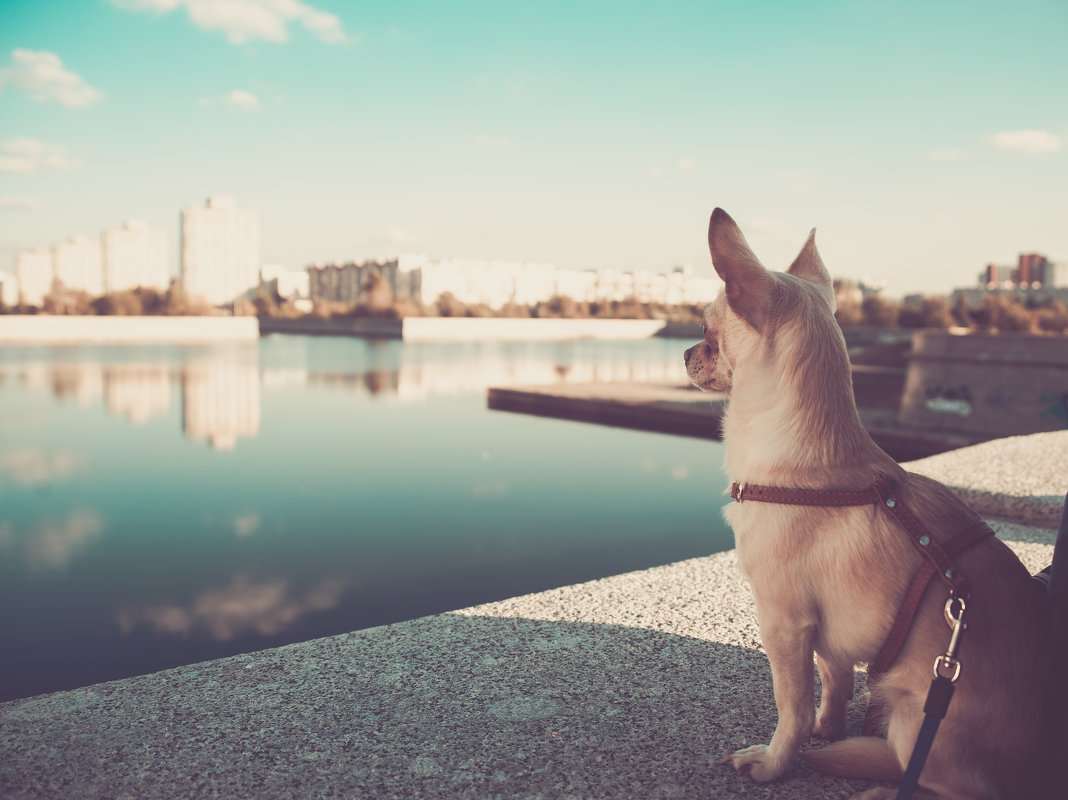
111,0,348,45
0,138,76,173
225,89,261,109
200,89,262,110
986,129,1062,154
0,49,102,108
475,134,514,148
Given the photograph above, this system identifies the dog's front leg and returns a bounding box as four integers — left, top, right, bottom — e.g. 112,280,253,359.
813,653,853,740
726,618,815,782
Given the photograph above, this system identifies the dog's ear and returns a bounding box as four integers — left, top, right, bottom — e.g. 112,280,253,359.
708,208,775,331
786,229,836,310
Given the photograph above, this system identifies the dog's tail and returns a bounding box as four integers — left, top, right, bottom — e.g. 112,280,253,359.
801,736,902,782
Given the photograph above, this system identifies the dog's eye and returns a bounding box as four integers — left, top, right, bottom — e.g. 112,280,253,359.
701,323,709,338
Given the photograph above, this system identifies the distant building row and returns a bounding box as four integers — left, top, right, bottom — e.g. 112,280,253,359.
9,196,260,309
15,221,169,307
980,253,1067,290
307,256,722,310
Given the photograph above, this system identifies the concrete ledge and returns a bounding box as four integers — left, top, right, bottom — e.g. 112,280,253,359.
260,316,674,341
907,430,1068,527
1,435,1062,799
0,315,259,343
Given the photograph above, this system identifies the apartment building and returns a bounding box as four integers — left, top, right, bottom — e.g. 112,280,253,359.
307,257,721,310
53,235,104,297
14,247,53,307
181,196,260,306
104,219,169,293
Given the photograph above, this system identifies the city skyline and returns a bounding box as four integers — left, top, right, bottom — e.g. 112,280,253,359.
1,1,1066,297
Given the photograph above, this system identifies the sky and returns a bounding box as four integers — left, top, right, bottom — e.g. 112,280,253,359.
0,0,1066,297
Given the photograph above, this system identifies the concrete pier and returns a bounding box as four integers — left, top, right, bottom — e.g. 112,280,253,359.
2,432,1064,799
0,315,258,343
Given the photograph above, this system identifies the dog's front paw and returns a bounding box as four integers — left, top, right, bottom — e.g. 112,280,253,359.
722,744,787,782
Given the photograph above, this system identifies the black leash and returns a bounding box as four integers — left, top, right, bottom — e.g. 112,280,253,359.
894,596,967,800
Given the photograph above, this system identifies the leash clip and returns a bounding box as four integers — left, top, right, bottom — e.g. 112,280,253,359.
933,595,967,684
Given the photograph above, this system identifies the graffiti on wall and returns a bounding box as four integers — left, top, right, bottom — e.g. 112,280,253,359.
923,384,973,417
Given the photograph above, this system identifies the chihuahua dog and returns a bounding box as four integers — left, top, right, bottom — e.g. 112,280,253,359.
684,209,1047,799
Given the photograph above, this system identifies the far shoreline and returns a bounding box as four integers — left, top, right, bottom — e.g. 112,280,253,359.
0,314,704,343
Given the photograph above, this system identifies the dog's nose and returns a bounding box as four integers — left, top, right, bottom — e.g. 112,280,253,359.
683,346,694,365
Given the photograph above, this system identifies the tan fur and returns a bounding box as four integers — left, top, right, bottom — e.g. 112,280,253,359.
684,209,1047,799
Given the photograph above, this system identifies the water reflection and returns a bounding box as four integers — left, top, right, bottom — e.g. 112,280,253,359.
17,508,103,571
105,365,170,425
182,358,261,451
0,447,83,488
115,576,346,641
3,340,688,451
0,336,729,701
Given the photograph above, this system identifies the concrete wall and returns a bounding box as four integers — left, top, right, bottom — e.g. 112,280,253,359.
899,330,1068,436
0,315,259,343
260,316,669,341
400,317,667,341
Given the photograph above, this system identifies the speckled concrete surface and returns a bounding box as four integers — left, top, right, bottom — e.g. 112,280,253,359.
907,430,1068,527
0,437,1062,800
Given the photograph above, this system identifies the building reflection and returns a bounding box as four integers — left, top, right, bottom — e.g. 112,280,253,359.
104,365,170,424
181,357,261,451
12,342,686,447
277,350,687,401
46,363,104,407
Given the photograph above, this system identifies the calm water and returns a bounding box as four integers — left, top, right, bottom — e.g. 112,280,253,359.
0,334,731,701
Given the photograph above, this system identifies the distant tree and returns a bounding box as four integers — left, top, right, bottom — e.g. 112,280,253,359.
91,290,144,316
951,294,973,328
834,301,863,328
860,295,899,328
135,287,166,315
435,291,468,317
42,283,93,315
361,270,394,312
252,287,281,318
534,294,585,318
899,297,954,329
976,294,1032,333
498,301,532,318
1036,300,1068,334
161,283,211,315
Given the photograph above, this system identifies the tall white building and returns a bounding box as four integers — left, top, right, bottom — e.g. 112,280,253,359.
104,219,169,293
53,235,104,297
15,247,54,307
181,195,260,306
0,270,16,307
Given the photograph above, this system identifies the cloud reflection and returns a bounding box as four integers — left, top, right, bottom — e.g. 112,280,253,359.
116,576,345,641
19,508,104,570
0,447,83,488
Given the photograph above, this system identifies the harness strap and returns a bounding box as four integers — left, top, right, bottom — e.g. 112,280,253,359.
869,521,992,676
862,521,992,735
730,477,972,597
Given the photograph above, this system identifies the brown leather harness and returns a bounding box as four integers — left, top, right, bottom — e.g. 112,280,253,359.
729,476,993,733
